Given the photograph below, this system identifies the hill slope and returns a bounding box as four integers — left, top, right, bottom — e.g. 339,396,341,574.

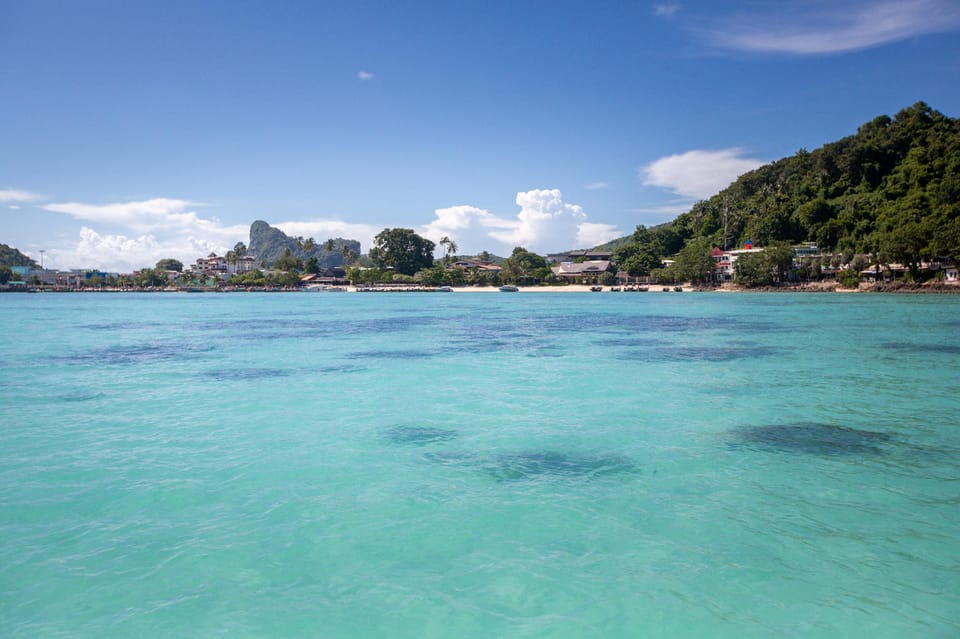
671,102,959,258
0,243,39,267
605,102,960,268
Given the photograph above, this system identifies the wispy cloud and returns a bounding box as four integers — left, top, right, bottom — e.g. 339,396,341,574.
421,188,620,253
358,70,375,80
44,198,202,231
627,199,698,219
641,148,765,200
654,3,680,18
0,188,43,203
584,182,610,190
711,0,960,55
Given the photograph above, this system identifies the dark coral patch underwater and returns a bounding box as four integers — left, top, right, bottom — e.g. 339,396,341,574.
423,449,639,481
385,426,459,445
731,422,893,456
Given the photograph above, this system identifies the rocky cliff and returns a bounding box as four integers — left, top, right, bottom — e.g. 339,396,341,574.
247,220,360,268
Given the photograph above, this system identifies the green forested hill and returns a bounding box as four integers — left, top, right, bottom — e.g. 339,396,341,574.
0,243,38,267
611,102,960,275
676,101,959,256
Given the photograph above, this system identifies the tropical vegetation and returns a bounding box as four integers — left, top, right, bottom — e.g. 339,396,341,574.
605,102,960,285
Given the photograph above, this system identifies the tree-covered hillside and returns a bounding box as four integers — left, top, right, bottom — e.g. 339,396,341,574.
672,102,959,260
0,243,39,267
608,102,960,282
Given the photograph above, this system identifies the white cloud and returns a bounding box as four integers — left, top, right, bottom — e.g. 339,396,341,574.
576,223,621,247
38,197,250,271
0,188,42,203
358,70,375,80
584,182,610,190
44,198,202,232
492,189,587,248
42,197,248,242
43,226,230,272
654,3,679,18
641,148,765,200
8,205,21,210
712,0,960,54
421,188,620,254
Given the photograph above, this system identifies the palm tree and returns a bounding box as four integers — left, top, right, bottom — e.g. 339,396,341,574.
439,236,458,264
338,240,353,266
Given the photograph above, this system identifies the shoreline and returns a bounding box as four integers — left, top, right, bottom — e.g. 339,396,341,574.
5,281,959,294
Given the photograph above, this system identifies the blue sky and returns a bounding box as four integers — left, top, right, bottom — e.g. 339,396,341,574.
2,0,959,271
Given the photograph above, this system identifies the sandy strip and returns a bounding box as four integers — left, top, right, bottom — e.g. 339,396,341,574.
451,285,641,293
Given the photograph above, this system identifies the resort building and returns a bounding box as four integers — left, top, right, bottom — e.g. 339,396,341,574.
550,260,612,284
234,255,258,273
711,247,765,282
188,252,260,277
793,242,821,259
449,258,502,276
191,253,229,276
546,250,613,264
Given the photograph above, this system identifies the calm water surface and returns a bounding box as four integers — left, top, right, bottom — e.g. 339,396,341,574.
2,292,958,638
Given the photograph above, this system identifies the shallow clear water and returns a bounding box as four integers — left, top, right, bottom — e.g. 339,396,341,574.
2,291,959,638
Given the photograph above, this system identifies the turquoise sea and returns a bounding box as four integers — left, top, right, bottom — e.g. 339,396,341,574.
2,291,959,638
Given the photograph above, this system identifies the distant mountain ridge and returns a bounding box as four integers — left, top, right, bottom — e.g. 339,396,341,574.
247,220,361,268
0,243,39,267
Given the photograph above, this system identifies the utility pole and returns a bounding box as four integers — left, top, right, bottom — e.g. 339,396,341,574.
722,198,729,251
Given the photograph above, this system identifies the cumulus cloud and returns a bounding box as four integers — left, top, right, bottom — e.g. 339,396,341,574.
38,197,251,271
358,70,375,80
421,188,620,254
43,226,230,272
711,0,960,54
0,188,42,203
642,148,765,200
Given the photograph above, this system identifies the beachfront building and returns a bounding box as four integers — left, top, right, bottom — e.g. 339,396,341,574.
187,252,261,277
7,267,122,289
711,247,765,283
546,250,612,264
793,242,821,259
860,260,959,283
550,260,612,284
449,258,502,275
190,252,229,276
233,255,258,274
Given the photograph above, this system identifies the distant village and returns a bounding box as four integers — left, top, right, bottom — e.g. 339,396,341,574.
3,239,958,292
